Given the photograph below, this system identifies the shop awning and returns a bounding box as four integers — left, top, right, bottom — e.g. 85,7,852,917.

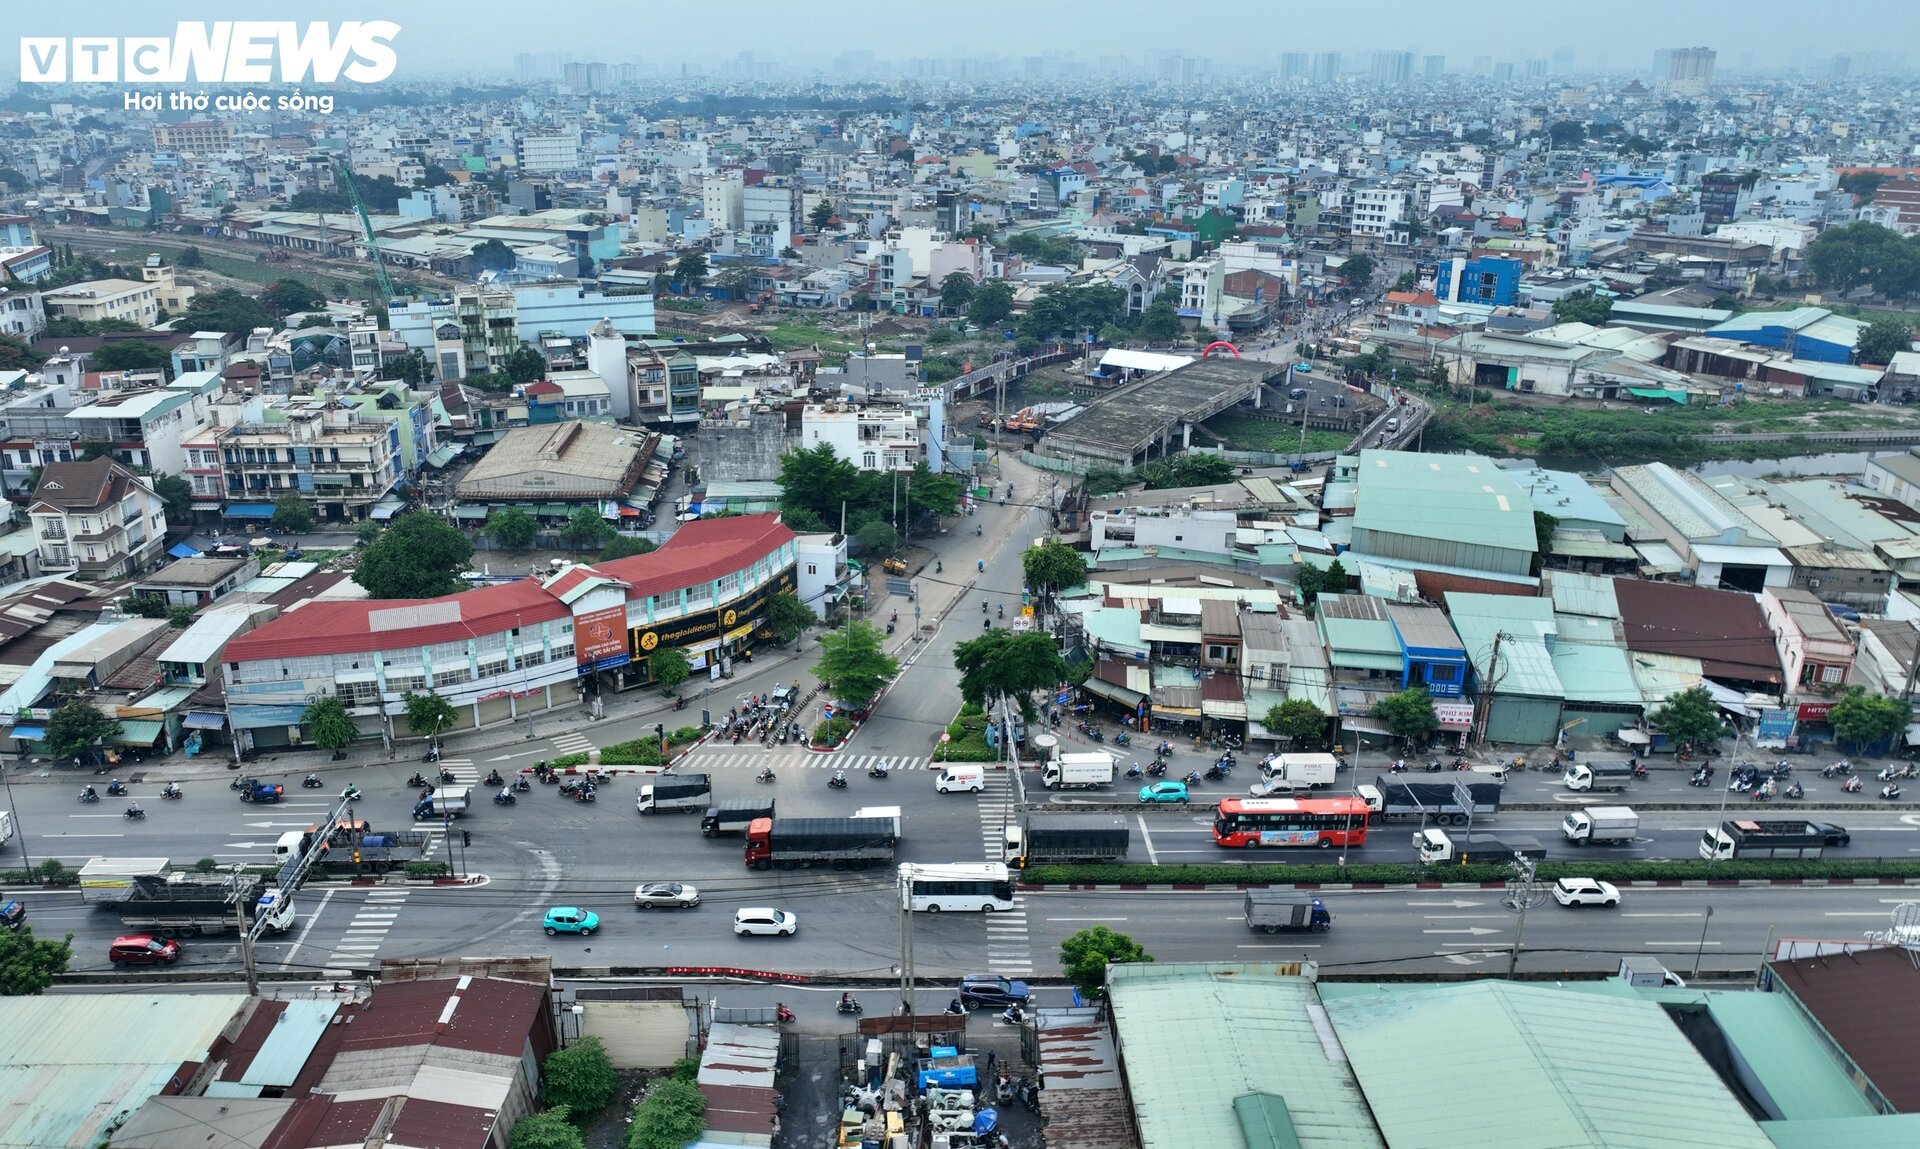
110,719,165,746
370,502,402,520
7,724,45,740
1342,716,1395,737
1616,728,1650,745
182,712,227,730
453,506,489,520
539,503,569,518
168,543,202,559
223,503,275,519
425,445,461,469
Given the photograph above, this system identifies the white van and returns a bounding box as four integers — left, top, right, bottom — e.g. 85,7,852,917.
935,764,985,794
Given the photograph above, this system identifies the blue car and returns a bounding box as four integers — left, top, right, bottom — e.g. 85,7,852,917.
543,906,599,936
1138,781,1190,805
0,900,22,930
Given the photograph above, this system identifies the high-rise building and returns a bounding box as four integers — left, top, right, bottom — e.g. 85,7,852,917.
1492,62,1514,82
1280,52,1309,80
1658,46,1715,96
1472,55,1493,75
1829,55,1852,80
1551,47,1575,74
1424,55,1446,79
1370,51,1414,85
1524,58,1547,80
1312,52,1342,82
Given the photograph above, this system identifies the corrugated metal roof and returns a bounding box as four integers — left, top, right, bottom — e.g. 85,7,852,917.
1758,1114,1920,1149
1446,593,1566,699
1352,450,1539,556
1547,571,1621,619
1107,964,1383,1149
1325,982,1774,1149
1551,639,1642,706
0,993,248,1149
239,1000,339,1088
1704,993,1875,1121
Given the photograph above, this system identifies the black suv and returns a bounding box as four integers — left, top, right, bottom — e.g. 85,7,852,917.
959,974,1032,1010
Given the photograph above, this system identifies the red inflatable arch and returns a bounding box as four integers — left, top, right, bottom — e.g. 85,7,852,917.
1200,341,1241,358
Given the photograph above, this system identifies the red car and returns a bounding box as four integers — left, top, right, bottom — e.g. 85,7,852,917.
109,935,181,966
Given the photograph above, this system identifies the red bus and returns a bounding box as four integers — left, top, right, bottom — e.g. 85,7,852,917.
1212,797,1371,849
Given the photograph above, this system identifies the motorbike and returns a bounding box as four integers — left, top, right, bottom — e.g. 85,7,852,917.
935,561,943,573
756,768,777,784
1203,765,1226,782
342,785,361,802
161,784,183,800
828,772,848,789
942,1000,966,1017
78,788,99,804
1124,763,1144,780
868,765,890,779
1146,760,1168,778
124,805,145,820
1114,731,1131,747
672,696,687,711
983,618,991,630
836,998,863,1015
1689,772,1713,788
558,778,589,795
437,767,456,784
776,1005,797,1024
1425,759,1443,772
494,790,516,806
422,745,441,763
106,780,128,797
407,772,429,788
1631,764,1650,780
573,787,596,803
1087,727,1104,743
1823,761,1852,779
1158,740,1175,758
1882,783,1903,801
302,773,323,788
511,777,532,793
485,770,504,787
1183,769,1203,786
1843,776,1864,793
982,600,989,613
1388,759,1409,774
1784,782,1805,800
1751,785,1772,802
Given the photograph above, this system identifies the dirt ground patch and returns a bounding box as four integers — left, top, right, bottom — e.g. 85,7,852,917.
579,1068,657,1149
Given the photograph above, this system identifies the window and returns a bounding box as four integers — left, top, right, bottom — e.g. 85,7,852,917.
337,680,379,707
435,666,472,687
477,659,508,680
385,674,425,696
549,642,573,662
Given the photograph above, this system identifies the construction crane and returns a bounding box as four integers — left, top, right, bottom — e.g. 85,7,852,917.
330,155,398,304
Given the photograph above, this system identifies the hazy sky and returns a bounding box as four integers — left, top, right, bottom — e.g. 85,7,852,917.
12,0,1915,76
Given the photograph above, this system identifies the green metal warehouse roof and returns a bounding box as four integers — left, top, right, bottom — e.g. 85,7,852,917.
1107,964,1384,1149
1759,1114,1920,1149
1446,593,1566,699
1705,993,1876,1121
1323,981,1774,1149
1351,450,1538,555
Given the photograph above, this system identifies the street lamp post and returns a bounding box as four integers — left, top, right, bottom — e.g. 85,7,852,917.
1692,905,1715,981
1,761,30,876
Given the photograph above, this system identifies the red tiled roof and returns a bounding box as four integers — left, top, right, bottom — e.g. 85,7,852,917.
1200,675,1243,702
1611,577,1782,684
225,514,796,662
521,380,562,396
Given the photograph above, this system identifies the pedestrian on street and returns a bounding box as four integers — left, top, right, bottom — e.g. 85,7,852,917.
987,1049,997,1073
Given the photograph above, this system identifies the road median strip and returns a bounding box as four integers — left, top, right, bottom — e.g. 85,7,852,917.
1018,859,1920,887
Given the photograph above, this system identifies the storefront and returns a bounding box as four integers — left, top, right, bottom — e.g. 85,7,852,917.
623,566,796,687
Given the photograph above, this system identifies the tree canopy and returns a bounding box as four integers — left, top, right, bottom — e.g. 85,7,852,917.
485,507,539,551
600,535,658,561
1552,291,1613,326
1828,686,1910,752
1857,317,1913,365
1264,699,1327,743
673,250,709,292
507,1109,582,1149
648,645,692,691
1804,221,1920,299
966,280,1015,328
182,288,278,337
472,239,517,272
0,925,73,996
46,701,121,761
1372,687,1438,744
503,345,548,383
561,507,615,550
939,271,976,315
813,619,898,705
300,697,359,752
354,512,474,598
1341,254,1376,288
809,199,836,230
403,690,457,739
541,1035,619,1116
271,494,313,534
1023,540,1087,599
954,629,1069,720
763,592,814,643
91,340,173,376
152,474,192,524
1136,453,1234,490
1646,686,1730,748
1059,926,1150,1000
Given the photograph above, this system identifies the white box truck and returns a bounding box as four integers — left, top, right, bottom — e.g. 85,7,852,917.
852,806,903,840
1260,753,1338,788
1043,751,1115,790
1562,806,1639,846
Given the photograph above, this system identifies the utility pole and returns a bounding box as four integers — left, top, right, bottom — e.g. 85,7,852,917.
1474,631,1505,748
238,882,259,995
1502,854,1547,977
1902,620,1920,706
898,871,916,1022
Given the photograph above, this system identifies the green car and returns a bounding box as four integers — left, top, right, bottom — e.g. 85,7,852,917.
1138,781,1190,804
543,906,599,936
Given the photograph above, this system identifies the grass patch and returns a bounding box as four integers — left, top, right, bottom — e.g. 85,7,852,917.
87,240,342,297
1203,415,1355,455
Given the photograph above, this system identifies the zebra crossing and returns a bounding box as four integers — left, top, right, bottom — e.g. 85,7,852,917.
319,888,410,976
977,771,1034,977
549,730,596,757
680,747,933,773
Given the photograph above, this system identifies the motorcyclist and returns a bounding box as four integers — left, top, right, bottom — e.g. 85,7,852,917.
82,785,97,801
126,801,144,817
776,1003,795,1023
977,559,984,571
840,992,857,1011
831,770,847,786
162,782,181,798
946,997,965,1015
341,784,360,801
935,561,943,573
485,769,504,786
997,604,1004,618
1001,1003,1026,1024
107,778,126,795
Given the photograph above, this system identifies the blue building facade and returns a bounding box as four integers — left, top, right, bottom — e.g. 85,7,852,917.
1385,602,1470,697
1436,255,1522,307
1704,307,1863,365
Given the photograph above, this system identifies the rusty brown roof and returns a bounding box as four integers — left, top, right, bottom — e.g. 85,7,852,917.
1770,946,1920,1111
701,1083,779,1136
1612,577,1782,685
216,1000,289,1082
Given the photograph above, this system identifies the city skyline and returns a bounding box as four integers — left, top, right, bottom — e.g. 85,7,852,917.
4,0,1913,83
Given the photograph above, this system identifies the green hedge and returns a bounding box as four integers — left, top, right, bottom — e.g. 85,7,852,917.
935,708,999,762
406,862,453,878
545,728,704,769
1021,859,1920,885
812,715,854,748
0,860,76,886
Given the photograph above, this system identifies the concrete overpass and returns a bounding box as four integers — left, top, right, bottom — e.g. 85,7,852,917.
1039,356,1286,469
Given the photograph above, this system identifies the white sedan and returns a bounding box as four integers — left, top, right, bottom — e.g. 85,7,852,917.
633,882,700,910
1552,878,1621,908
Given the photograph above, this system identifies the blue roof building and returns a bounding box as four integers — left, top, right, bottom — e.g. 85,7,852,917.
1705,307,1865,365
1436,255,1522,307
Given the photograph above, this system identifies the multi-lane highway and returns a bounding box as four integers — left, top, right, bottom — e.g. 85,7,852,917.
8,455,1918,986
